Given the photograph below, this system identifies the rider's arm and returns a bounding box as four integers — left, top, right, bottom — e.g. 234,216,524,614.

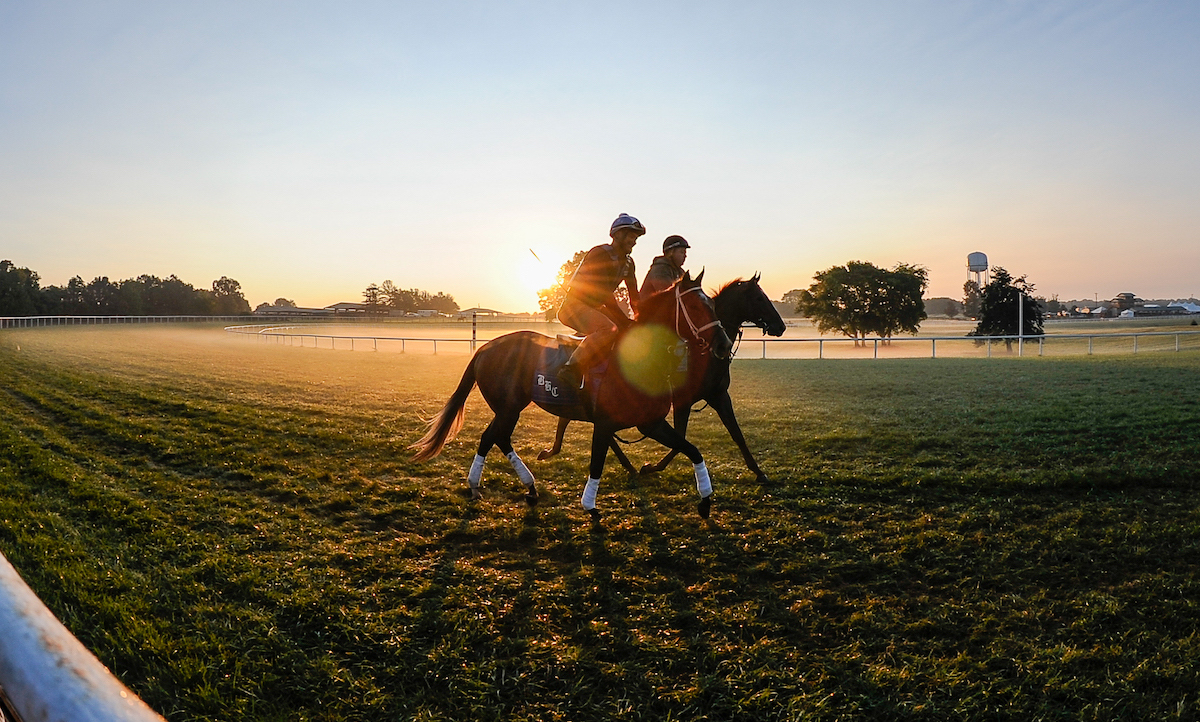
598,296,633,329
624,259,640,316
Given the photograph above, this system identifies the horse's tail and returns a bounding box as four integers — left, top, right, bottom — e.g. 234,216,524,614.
409,356,477,461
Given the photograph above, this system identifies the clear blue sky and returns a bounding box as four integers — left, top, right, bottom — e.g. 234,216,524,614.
3,1,1198,311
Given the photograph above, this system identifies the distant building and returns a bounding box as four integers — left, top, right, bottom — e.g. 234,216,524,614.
1125,304,1192,318
1112,293,1140,310
253,304,332,317
458,307,504,318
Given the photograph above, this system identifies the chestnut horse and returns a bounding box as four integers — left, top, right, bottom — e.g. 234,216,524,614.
410,272,733,520
539,274,786,482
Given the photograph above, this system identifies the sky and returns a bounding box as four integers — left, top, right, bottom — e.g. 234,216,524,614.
2,1,1199,312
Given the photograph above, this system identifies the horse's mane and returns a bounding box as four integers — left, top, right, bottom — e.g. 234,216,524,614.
715,277,746,298
634,276,693,321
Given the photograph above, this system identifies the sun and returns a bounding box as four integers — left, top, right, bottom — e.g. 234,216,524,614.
518,251,558,295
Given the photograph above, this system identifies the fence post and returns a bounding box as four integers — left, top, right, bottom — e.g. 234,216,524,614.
873,339,878,359
931,338,936,359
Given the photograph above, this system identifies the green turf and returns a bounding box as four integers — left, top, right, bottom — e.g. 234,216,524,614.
1,326,1199,721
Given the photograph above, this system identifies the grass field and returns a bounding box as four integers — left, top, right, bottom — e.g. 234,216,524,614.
2,325,1200,721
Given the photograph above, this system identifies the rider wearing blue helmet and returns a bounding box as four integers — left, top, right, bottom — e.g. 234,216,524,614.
557,213,645,389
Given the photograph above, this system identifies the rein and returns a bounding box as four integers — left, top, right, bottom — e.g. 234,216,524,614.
674,283,724,358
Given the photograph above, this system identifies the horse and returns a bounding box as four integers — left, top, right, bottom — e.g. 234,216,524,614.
538,273,786,483
409,271,734,520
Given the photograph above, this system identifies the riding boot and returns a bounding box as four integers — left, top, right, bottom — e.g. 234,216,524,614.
558,354,584,390
559,341,594,391
559,329,615,393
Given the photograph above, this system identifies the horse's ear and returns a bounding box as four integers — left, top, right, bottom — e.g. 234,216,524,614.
752,271,761,284
696,268,705,285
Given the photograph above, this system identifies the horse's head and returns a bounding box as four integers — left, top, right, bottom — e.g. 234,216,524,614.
716,272,786,337
673,270,734,360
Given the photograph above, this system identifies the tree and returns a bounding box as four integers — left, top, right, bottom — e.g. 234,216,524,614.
273,297,296,308
363,283,383,312
924,297,964,318
537,251,586,321
378,280,402,310
967,267,1043,350
416,290,458,314
0,260,42,315
962,280,982,319
83,277,119,313
211,277,250,315
795,261,928,344
781,288,805,310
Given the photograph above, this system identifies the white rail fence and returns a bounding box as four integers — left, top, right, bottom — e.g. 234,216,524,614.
225,323,1200,359
4,316,1199,358
0,315,252,328
0,551,164,722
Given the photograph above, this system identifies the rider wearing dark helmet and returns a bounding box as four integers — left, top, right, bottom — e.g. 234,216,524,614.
640,234,690,297
557,213,645,389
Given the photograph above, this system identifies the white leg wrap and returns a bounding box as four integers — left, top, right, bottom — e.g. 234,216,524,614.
506,451,536,487
581,477,600,510
467,454,485,488
694,461,713,498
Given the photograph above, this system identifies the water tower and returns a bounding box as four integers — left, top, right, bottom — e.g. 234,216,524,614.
967,251,989,287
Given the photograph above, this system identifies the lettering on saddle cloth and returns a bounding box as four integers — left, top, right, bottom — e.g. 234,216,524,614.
532,341,608,406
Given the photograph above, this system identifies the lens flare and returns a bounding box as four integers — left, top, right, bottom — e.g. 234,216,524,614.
616,323,685,396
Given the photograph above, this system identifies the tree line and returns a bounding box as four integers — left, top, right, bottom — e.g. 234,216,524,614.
0,259,250,316
362,280,459,314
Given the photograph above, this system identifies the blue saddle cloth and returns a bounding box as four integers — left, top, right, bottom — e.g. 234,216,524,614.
532,343,608,406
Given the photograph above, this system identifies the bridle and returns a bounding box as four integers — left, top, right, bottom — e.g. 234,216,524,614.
674,283,727,358
723,279,778,359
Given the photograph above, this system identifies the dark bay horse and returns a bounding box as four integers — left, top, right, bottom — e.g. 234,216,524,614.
410,272,733,519
539,274,786,482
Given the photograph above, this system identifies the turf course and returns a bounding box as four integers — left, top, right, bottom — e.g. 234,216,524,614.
1,325,1199,721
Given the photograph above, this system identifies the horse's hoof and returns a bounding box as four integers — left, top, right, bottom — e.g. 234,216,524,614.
639,463,659,475
698,494,712,519
755,473,770,484
469,488,483,502
524,487,539,506
537,449,555,461
587,508,601,523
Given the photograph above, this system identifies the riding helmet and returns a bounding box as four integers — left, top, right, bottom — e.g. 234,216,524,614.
663,235,690,252
610,213,646,238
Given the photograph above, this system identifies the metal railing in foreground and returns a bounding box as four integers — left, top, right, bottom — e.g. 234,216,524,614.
0,551,164,722
226,323,1200,359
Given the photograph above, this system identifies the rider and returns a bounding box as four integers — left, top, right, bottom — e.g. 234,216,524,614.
640,234,689,297
557,213,645,389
